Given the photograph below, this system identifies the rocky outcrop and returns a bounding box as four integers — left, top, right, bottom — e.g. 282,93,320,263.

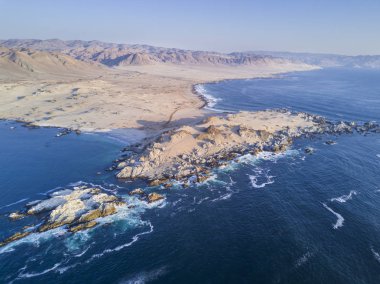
147,193,164,203
116,110,380,185
69,221,97,233
1,185,168,247
1,186,126,246
129,188,144,195
116,110,315,183
0,231,31,247
8,212,25,220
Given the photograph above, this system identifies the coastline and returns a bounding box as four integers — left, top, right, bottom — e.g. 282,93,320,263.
0,63,319,132
1,66,380,268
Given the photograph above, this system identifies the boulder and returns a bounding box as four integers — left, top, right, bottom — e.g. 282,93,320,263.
304,147,314,154
78,208,103,223
103,203,117,215
91,193,117,203
325,140,336,145
129,188,144,195
147,192,164,203
117,161,127,169
116,166,133,178
196,175,209,183
9,212,25,220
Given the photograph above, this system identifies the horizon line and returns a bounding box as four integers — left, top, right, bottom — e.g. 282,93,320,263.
1,37,379,57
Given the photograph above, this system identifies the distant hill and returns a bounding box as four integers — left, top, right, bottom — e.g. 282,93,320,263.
0,46,105,80
0,39,311,68
252,51,380,69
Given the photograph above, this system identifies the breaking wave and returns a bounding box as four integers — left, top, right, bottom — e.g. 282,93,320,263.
237,150,299,165
371,247,380,263
11,221,154,280
322,203,344,229
248,168,275,189
85,221,154,263
330,190,357,203
16,262,62,280
194,84,224,111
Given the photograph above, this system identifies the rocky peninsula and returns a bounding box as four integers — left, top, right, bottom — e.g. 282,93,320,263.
1,40,379,250
116,110,380,186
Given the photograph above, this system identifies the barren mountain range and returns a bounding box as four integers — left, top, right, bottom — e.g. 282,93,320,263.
2,39,379,69
0,46,104,80
0,39,302,67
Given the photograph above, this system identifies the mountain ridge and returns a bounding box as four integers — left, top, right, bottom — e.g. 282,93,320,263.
2,39,380,68
0,39,306,67
0,45,105,80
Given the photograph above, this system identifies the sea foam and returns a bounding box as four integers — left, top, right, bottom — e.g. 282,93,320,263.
248,168,275,189
330,190,357,203
322,203,344,229
295,251,314,268
194,84,224,111
371,247,380,263
85,221,154,263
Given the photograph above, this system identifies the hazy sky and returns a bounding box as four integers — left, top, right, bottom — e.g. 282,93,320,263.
0,0,379,55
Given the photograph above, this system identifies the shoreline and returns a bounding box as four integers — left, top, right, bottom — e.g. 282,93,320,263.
0,62,319,132
2,67,380,250
0,66,323,147
191,67,323,113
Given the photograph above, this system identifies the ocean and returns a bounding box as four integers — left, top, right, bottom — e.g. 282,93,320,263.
0,68,379,283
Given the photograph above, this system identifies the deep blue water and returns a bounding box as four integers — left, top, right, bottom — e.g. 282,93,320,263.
204,68,380,122
0,68,380,283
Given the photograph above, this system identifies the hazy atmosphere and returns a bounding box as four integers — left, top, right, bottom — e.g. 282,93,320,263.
1,0,379,55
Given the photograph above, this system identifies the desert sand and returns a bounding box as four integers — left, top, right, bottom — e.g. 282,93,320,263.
116,110,321,182
0,48,317,132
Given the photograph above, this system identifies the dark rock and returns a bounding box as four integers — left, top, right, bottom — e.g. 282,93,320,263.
304,147,314,154
325,140,336,145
